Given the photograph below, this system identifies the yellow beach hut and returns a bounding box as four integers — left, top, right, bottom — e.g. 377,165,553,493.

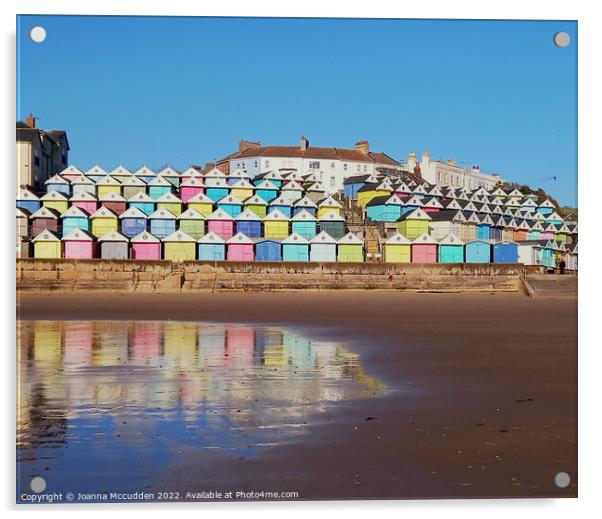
383,233,412,263
357,181,393,207
95,174,123,197
316,196,343,219
337,232,364,262
156,192,183,216
396,207,431,240
263,209,290,239
32,230,62,259
177,207,206,239
162,230,197,261
229,179,255,202
187,192,214,217
41,190,69,214
90,206,119,237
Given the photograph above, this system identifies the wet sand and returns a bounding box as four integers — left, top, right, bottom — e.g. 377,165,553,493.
17,291,577,499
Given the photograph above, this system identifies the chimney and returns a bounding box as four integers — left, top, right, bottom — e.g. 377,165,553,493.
204,162,215,171
239,140,261,152
422,150,431,165
354,140,369,154
300,136,309,151
26,113,36,128
407,152,417,170
448,159,456,166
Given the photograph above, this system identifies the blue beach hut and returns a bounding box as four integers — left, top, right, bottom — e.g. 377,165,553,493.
282,233,310,262
255,239,282,261
119,206,148,238
465,240,492,263
197,232,226,261
268,196,293,218
476,214,494,240
148,207,177,238
492,242,519,263
292,196,318,216
235,209,262,238
16,188,41,213
45,174,71,196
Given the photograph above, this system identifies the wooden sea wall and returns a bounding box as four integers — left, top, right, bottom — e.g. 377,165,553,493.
16,259,523,293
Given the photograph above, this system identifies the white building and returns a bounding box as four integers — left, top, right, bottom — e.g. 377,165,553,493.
217,137,402,194
403,151,502,190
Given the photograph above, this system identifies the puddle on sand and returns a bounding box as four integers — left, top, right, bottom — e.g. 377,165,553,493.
17,320,384,496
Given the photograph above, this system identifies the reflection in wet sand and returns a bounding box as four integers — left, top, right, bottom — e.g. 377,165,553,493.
17,320,384,494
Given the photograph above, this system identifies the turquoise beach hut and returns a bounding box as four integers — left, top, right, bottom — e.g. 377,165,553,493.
318,212,346,239
197,232,226,261
438,233,464,263
268,196,293,218
365,194,404,222
465,240,492,263
147,175,173,200
127,191,155,215
205,179,230,202
282,233,310,261
254,180,279,202
217,194,243,218
61,206,90,236
291,210,318,239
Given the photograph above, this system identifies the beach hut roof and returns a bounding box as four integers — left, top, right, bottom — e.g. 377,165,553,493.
531,221,545,231
385,232,412,245
546,211,563,221
494,216,507,227
235,208,262,221
207,178,229,188
18,188,40,200
16,207,30,218
423,197,444,209
32,229,61,242
403,194,425,207
187,191,214,204
148,175,172,186
127,192,154,203
205,167,226,178
207,208,234,221
306,181,326,192
479,214,495,225
343,174,372,185
40,190,68,201
282,232,310,245
539,199,556,208
412,233,438,245
218,194,242,205
243,194,268,206
264,209,290,221
317,196,343,209
59,165,84,176
180,177,205,187
310,231,337,244
507,188,523,197
61,205,89,218
522,198,538,207
156,192,182,203
281,181,304,191
270,196,292,207
394,181,412,193
413,184,429,195
98,230,129,242
229,168,251,179
109,166,132,176
427,185,444,197
178,207,206,220
134,166,156,176
131,230,160,243
86,165,107,176
70,174,95,185
255,179,279,190
231,178,255,189
181,167,204,178
163,230,195,242
291,209,318,222
492,187,507,196
45,174,70,185
148,207,177,219
427,209,461,222
69,191,98,202
100,191,126,202
120,175,146,186
157,166,181,177
517,219,531,230
397,207,431,222
442,199,462,210
439,233,464,245
62,228,95,241
119,206,148,219
96,174,121,185
338,232,363,245
293,196,318,208
318,211,345,222
226,232,254,244
465,212,481,224
198,231,226,244
31,206,60,219
91,206,118,219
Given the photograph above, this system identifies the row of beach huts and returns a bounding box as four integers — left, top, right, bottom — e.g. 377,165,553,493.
16,165,577,268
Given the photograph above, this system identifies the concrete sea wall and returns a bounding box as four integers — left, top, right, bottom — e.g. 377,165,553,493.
16,259,523,293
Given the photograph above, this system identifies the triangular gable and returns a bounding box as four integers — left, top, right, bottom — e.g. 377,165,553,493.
427,185,444,197
131,230,160,243
439,233,464,245
62,228,95,241
491,187,507,197
385,233,412,245
162,230,195,242
41,190,68,201
119,206,148,219
291,209,318,222
264,209,290,221
465,212,481,224
187,192,214,204
217,194,242,205
86,165,107,176
306,181,326,192
156,192,182,203
98,230,129,242
69,174,95,185
99,191,126,202
318,212,345,222
443,199,462,210
91,206,118,219
31,206,60,219
243,194,268,206
45,174,69,185
255,179,279,190
318,196,343,209
227,232,254,244
181,167,203,178
180,177,205,187
412,184,428,195
127,192,154,202
204,168,226,178
96,174,121,186
507,188,523,197
197,231,226,244
110,166,132,176
235,209,262,221
207,208,234,221
539,199,556,209
423,197,444,209
282,233,310,245
18,188,40,200
545,211,563,221
148,207,177,220
61,206,89,218
59,165,84,176
338,232,363,245
394,181,411,193
494,216,507,227
399,207,431,221
310,231,337,244
479,214,495,225
270,196,292,206
231,178,255,189
404,194,424,207
412,233,438,244
281,181,304,191
293,196,318,208
178,208,206,220
32,230,60,242
120,175,146,186
148,176,172,187
134,166,156,176
157,166,181,177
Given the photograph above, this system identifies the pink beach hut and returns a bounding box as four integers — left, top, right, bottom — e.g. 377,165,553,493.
179,177,205,203
130,230,161,260
226,232,255,261
69,191,99,215
411,233,438,263
62,228,99,259
206,208,234,239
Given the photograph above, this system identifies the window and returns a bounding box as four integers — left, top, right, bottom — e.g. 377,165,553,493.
309,161,320,169
363,165,367,172
330,177,336,188
34,149,40,167
331,162,335,168
254,161,258,168
356,164,360,172
265,160,269,168
343,163,348,171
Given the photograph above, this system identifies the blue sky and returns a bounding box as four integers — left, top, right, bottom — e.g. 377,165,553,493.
17,16,577,205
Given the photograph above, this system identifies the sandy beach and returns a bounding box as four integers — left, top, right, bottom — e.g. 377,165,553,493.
17,290,577,499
